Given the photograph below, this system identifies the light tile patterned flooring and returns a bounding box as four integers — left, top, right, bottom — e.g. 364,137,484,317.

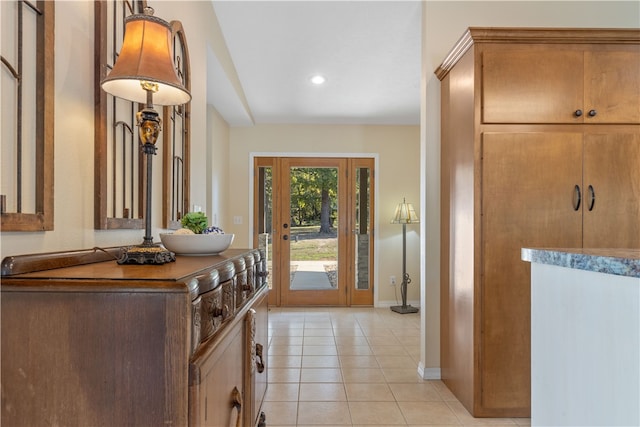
264,307,531,426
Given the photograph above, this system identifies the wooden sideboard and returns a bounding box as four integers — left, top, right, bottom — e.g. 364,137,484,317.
1,247,269,427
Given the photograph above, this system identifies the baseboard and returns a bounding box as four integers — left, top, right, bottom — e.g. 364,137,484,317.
418,362,441,380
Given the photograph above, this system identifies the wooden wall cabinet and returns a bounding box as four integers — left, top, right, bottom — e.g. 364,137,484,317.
1,248,269,427
482,45,640,124
436,28,640,418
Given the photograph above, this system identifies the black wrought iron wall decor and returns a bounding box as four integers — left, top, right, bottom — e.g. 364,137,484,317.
94,0,191,231
163,20,191,230
1,0,54,231
94,0,146,230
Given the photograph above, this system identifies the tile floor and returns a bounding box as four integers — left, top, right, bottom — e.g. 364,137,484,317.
264,306,532,426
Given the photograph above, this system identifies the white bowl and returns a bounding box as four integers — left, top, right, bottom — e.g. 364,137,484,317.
159,233,234,255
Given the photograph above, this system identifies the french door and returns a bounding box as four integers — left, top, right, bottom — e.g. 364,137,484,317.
253,157,374,306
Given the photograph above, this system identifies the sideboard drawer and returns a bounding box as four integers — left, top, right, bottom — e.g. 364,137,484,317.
254,249,267,289
217,261,236,321
200,282,223,343
233,257,248,309
243,252,256,298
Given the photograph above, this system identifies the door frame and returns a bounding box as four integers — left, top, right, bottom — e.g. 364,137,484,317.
249,152,380,307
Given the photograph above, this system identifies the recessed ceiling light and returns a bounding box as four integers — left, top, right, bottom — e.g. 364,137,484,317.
310,74,326,85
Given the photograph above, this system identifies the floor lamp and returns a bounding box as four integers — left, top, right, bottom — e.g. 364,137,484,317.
391,198,419,314
101,7,191,264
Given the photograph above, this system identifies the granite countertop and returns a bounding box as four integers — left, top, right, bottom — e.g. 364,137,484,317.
522,248,640,278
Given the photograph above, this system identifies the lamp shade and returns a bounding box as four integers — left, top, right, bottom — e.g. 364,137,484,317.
101,11,191,106
391,198,419,224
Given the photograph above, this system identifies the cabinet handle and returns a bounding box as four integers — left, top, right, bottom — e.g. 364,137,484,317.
283,235,289,241
572,185,581,211
574,109,583,117
588,109,597,117
211,304,227,319
231,386,243,427
587,185,596,211
255,343,265,373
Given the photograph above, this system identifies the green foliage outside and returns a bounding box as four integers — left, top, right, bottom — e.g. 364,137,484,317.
290,167,337,233
289,226,337,261
260,167,339,261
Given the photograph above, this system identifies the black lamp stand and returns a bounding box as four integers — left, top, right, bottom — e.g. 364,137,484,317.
390,223,419,314
117,88,176,265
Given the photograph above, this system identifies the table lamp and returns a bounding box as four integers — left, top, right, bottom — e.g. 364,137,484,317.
101,7,191,264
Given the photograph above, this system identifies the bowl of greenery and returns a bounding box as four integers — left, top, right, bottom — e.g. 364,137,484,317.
159,212,234,255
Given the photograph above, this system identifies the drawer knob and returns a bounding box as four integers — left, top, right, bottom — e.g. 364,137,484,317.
588,109,597,117
574,109,583,117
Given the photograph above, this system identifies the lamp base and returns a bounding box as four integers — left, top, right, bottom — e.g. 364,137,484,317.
117,243,176,265
390,305,419,314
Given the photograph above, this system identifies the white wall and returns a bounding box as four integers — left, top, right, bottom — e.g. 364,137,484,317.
206,105,231,230
420,0,640,375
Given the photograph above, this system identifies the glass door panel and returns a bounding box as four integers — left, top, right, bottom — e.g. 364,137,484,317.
289,166,338,292
281,158,346,306
253,158,275,305
350,159,374,305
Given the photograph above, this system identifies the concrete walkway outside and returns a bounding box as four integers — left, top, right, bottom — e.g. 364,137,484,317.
290,261,337,290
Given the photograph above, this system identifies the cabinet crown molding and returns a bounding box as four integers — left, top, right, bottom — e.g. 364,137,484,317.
435,27,640,80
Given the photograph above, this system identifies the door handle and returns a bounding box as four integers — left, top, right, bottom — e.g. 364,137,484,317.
572,185,581,211
587,185,596,211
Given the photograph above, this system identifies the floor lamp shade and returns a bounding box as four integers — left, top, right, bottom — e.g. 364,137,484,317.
391,198,419,314
392,198,419,225
100,8,190,264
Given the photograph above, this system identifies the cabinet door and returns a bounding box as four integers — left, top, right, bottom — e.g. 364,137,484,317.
198,321,245,427
482,49,584,124
584,50,640,124
481,132,583,413
246,291,269,427
583,132,640,247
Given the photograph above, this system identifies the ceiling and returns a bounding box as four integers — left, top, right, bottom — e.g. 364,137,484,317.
207,1,422,127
